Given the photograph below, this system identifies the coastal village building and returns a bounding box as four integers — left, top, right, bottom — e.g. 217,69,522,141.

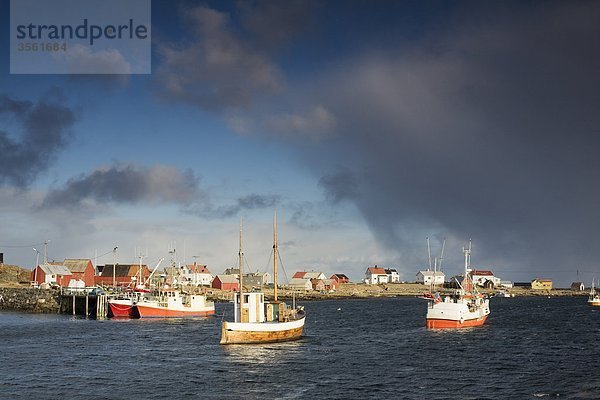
242,272,272,289
293,271,327,280
31,264,72,287
211,274,239,291
223,267,240,278
365,267,389,284
55,259,96,287
416,270,445,285
180,263,213,286
323,278,338,291
96,264,150,287
330,274,349,284
385,268,400,283
311,278,326,291
531,279,553,290
470,270,501,288
571,282,585,291
499,281,514,289
288,277,313,291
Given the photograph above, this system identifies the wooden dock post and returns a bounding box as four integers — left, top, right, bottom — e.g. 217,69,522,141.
72,295,76,315
85,295,89,318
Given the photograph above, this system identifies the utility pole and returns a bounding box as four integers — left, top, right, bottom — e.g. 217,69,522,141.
112,246,118,289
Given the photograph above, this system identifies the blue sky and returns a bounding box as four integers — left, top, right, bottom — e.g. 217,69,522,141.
1,0,599,286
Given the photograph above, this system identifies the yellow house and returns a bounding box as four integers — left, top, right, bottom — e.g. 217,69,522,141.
531,278,553,290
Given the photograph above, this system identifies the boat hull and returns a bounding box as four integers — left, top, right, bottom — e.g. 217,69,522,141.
220,316,305,344
588,300,600,307
136,304,215,318
426,315,488,329
108,300,139,318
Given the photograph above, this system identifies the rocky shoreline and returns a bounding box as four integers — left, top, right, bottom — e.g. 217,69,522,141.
0,288,61,313
0,283,586,314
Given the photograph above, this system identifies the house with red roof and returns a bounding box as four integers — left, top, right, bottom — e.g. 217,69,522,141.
470,269,501,288
330,274,349,284
365,266,389,284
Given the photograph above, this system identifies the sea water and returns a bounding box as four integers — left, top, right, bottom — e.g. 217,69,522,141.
1,296,599,399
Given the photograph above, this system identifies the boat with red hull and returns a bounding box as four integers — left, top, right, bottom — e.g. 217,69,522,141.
108,298,139,318
135,289,215,318
425,240,490,329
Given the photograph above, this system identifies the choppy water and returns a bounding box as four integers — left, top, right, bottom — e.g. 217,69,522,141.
1,296,599,399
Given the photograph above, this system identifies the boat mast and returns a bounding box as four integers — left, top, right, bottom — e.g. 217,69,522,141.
463,239,472,293
273,209,278,302
238,217,244,322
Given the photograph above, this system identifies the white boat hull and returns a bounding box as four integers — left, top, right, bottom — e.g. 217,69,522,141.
426,298,490,329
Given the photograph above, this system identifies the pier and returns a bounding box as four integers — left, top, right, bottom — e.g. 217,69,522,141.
59,289,108,318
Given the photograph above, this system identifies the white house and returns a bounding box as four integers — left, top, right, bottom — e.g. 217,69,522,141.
416,270,445,285
385,268,400,283
293,271,326,280
470,270,501,288
288,277,313,291
181,263,213,286
365,267,389,285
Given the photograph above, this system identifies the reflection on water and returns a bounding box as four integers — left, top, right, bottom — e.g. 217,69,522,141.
222,341,304,365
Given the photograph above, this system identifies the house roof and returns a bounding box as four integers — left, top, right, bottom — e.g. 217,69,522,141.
223,268,240,275
367,267,386,275
293,271,306,279
418,270,445,277
304,272,324,279
60,259,92,273
533,278,553,283
288,277,311,287
385,268,397,274
215,275,238,284
471,270,494,276
40,264,72,276
331,273,348,279
101,264,147,277
187,263,211,274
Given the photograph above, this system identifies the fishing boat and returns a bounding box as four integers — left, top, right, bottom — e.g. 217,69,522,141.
107,257,162,318
588,279,600,306
135,289,215,318
108,294,140,318
220,213,306,345
425,240,490,329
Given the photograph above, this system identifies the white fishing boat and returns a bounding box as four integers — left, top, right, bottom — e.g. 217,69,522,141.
135,288,215,318
425,240,490,329
588,279,600,306
220,212,306,345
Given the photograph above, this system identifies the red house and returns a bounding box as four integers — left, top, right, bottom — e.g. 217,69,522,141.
56,259,95,287
211,275,239,291
330,274,349,284
95,264,150,287
31,264,72,287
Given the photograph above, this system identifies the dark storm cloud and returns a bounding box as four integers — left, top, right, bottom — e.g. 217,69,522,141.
319,170,360,204
155,5,284,110
185,193,280,219
238,0,314,49
287,1,600,280
0,92,75,187
42,163,202,209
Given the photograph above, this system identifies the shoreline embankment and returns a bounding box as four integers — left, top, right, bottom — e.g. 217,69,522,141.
0,283,587,314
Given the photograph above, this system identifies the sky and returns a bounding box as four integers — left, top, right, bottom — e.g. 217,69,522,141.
1,0,599,286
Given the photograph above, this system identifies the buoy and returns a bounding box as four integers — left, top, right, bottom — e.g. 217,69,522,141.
337,307,341,311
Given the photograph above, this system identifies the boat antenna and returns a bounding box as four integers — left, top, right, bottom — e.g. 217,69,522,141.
238,217,244,322
273,209,278,302
438,238,446,271
427,237,432,271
